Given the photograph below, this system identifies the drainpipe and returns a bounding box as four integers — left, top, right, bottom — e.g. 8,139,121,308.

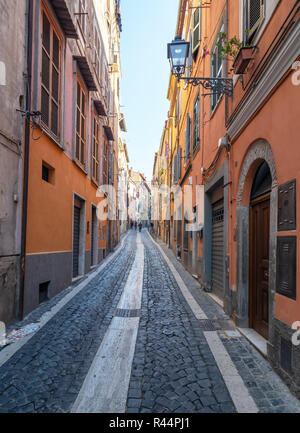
19,0,33,319
224,0,229,124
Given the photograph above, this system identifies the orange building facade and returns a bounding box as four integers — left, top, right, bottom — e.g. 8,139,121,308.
22,0,121,316
154,0,300,396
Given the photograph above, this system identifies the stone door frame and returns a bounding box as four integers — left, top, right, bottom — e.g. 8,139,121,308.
236,140,278,341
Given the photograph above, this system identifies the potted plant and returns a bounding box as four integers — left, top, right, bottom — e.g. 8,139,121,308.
211,31,256,74
233,46,256,74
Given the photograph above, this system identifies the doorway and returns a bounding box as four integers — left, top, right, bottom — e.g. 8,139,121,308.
249,162,272,340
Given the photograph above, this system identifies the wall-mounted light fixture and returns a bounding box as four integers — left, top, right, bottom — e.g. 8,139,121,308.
167,36,233,98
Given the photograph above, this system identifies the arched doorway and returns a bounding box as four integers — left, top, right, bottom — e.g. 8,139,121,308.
249,162,272,339
236,140,278,340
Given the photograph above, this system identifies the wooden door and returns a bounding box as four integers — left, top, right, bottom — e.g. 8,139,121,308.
250,194,270,339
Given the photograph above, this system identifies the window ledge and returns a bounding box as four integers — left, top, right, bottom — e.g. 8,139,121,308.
91,177,100,188
34,121,64,150
73,158,88,175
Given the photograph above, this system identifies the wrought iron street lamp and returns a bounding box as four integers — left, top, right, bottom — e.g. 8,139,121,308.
167,36,233,98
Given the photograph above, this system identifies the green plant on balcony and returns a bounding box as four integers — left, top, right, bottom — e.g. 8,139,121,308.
211,31,255,74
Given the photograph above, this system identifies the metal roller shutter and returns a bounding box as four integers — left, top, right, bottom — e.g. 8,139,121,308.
73,206,81,278
211,199,224,298
91,210,95,266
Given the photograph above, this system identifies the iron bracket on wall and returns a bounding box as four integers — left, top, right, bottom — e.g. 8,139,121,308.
177,76,233,98
173,67,233,98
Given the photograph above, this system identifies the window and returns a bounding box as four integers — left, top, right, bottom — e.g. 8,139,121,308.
102,137,109,185
184,114,191,165
41,10,60,136
94,26,102,80
186,31,193,78
76,80,87,166
193,95,200,156
78,0,86,36
92,112,100,183
192,3,202,59
211,25,224,112
246,0,264,41
42,162,55,184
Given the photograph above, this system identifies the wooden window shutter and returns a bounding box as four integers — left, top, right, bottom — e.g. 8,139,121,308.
174,153,178,184
192,4,202,55
184,117,188,165
248,0,264,39
187,31,193,78
178,148,182,181
187,114,191,157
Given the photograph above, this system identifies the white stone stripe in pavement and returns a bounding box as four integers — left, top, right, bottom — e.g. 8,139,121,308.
71,233,144,413
147,231,208,320
0,232,129,369
204,331,259,413
148,231,258,413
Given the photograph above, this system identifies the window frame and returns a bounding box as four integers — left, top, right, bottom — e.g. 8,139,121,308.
193,93,200,157
77,0,87,38
210,23,225,113
192,3,202,59
92,109,100,184
40,7,62,138
75,75,87,169
102,135,109,185
94,23,102,82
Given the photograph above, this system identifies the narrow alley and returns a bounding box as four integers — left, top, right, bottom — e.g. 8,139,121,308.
0,230,299,414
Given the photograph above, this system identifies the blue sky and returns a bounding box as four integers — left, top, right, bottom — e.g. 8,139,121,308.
120,0,178,181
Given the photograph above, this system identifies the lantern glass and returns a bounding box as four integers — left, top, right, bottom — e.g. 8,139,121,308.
168,38,189,74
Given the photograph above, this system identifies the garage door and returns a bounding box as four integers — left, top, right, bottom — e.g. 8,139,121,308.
211,199,224,299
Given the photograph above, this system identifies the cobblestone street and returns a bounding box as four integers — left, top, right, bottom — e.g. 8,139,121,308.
0,230,299,413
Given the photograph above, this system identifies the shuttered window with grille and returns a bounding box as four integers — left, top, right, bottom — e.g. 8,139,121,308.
92,111,100,183
76,80,87,167
41,10,60,137
247,0,264,39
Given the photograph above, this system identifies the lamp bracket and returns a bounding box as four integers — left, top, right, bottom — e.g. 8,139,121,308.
173,68,233,98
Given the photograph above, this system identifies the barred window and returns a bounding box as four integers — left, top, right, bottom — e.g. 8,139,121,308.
247,0,264,40
76,80,87,166
41,10,60,137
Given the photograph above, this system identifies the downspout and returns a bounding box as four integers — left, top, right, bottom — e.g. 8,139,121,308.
19,0,33,319
224,0,229,124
